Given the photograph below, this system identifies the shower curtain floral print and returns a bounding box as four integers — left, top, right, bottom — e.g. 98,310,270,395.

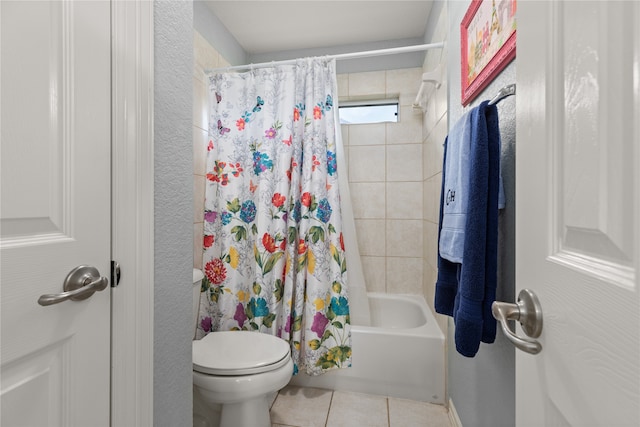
198,58,351,376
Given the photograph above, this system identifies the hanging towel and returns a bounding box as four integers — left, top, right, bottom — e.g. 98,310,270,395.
438,108,505,263
434,100,503,358
438,110,472,263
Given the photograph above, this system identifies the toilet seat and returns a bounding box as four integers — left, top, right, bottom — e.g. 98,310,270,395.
193,331,291,376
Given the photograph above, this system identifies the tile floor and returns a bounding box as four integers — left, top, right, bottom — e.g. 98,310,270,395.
270,385,451,427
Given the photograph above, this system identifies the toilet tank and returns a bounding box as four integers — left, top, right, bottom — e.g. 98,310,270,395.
193,269,205,337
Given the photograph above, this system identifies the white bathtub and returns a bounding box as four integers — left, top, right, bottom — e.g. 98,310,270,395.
290,292,445,404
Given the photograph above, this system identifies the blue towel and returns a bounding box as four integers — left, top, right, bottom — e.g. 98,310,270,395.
434,101,503,358
439,110,505,263
438,110,472,263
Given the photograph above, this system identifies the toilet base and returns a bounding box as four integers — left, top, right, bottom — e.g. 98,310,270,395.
192,349,293,427
193,386,221,427
220,396,270,427
194,385,274,427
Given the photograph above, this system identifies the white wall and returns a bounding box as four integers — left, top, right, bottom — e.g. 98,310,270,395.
154,1,194,425
445,1,516,425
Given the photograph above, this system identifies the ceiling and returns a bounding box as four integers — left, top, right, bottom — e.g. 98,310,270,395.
203,1,435,55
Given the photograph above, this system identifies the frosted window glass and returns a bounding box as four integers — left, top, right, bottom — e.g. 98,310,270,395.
339,103,398,124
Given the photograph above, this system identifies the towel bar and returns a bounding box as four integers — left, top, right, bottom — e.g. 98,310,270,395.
488,84,516,105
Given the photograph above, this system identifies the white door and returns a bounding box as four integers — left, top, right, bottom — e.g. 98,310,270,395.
516,1,639,426
1,1,111,426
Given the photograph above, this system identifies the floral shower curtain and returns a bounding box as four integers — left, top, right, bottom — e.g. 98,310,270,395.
197,58,351,376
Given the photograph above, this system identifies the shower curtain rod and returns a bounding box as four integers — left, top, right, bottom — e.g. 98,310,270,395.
205,42,445,73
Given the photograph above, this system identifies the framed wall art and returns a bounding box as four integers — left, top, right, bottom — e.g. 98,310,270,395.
461,0,517,106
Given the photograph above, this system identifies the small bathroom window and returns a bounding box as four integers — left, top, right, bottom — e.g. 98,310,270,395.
339,99,399,125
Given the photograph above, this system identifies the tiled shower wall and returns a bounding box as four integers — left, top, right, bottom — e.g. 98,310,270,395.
420,4,449,334
337,69,425,296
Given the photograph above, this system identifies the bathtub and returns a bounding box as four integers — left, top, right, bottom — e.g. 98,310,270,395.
289,292,445,404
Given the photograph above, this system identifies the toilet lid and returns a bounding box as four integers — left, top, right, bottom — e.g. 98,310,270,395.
193,331,291,376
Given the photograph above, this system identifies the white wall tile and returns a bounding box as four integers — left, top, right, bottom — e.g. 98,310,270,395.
386,182,423,219
422,107,430,141
218,55,230,69
424,114,447,179
424,175,441,224
337,73,349,99
387,144,423,182
194,175,205,223
386,257,423,294
424,221,439,270
423,257,435,304
386,67,423,107
420,6,449,312
424,47,441,73
387,106,423,144
348,123,386,146
342,149,349,179
348,71,386,98
422,135,431,181
194,128,208,176
344,68,432,299
194,31,219,81
194,222,204,269
386,219,423,258
193,77,208,131
340,124,349,146
350,182,386,219
360,256,386,293
355,219,386,256
423,94,437,133
434,65,448,122
433,114,447,153
348,145,385,182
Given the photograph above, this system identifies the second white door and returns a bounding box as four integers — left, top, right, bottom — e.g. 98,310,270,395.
1,1,112,425
516,1,639,426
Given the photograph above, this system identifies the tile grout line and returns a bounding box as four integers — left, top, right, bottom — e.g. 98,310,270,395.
324,391,335,427
386,397,391,427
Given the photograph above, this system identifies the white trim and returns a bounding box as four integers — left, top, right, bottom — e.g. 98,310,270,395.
338,98,399,108
111,1,154,425
448,398,464,427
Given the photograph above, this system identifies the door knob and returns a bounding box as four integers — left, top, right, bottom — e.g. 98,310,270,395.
38,266,108,306
491,289,543,354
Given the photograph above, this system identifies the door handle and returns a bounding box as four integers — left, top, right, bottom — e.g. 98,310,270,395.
491,289,543,354
38,266,109,306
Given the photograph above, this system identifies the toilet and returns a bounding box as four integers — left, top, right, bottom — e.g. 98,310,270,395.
191,269,293,427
